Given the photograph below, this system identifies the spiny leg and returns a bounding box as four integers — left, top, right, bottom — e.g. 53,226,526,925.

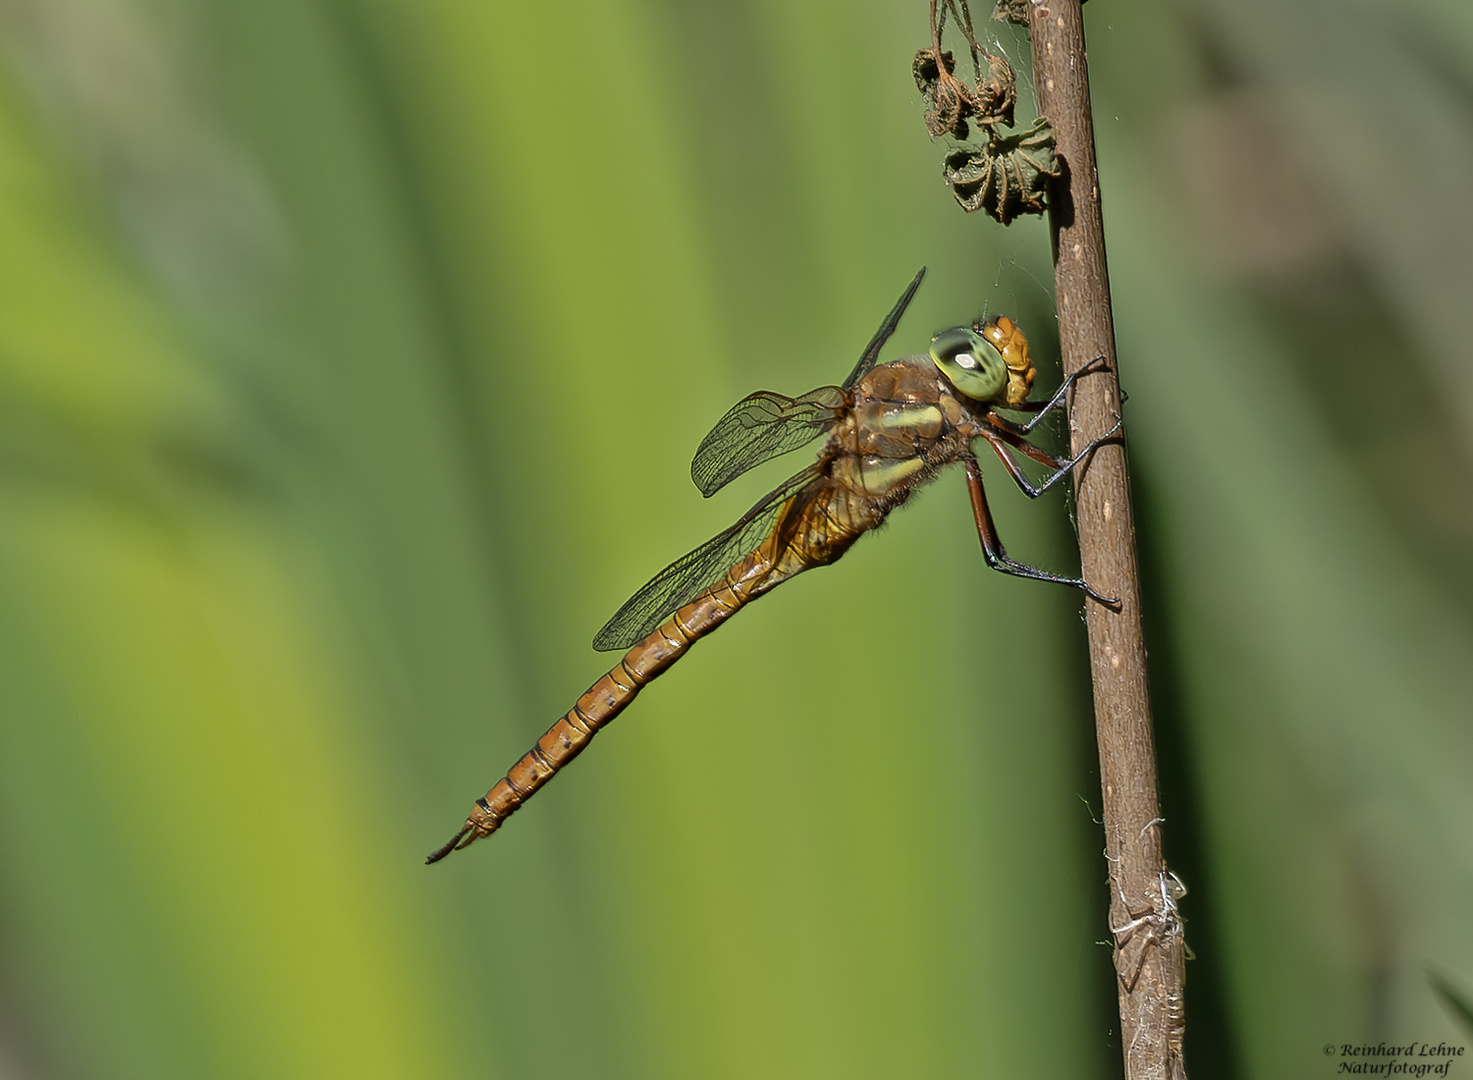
1000,353,1111,432
979,414,1123,499
962,449,1119,607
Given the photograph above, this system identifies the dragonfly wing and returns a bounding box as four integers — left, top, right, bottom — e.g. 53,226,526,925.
687,267,925,498
690,387,843,498
840,266,927,389
593,466,822,651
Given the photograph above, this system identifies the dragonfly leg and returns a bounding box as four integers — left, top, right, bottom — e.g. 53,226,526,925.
1002,354,1112,432
962,450,1120,607
979,415,1123,499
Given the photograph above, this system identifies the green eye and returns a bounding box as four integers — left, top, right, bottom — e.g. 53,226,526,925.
929,327,1008,401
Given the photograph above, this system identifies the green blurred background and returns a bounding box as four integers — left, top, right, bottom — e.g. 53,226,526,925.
1,0,1471,1077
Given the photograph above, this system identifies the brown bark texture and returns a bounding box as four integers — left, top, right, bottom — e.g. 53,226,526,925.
1025,2,1188,1077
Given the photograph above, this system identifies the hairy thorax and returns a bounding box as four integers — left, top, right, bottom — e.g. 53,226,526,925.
825,357,979,510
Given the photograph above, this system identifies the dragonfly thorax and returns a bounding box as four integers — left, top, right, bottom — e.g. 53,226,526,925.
825,359,966,502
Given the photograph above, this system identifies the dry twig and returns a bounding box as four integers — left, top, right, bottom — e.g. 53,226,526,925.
1024,1,1189,1076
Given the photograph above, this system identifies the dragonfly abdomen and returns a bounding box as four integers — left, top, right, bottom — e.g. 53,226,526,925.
432,468,913,862
429,544,817,861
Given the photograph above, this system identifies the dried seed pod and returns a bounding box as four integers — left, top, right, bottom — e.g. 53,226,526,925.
942,116,1061,223
912,47,952,94
913,48,976,140
928,76,972,139
991,0,1032,27
972,53,1016,128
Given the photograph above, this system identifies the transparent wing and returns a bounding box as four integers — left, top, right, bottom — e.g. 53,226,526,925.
687,267,926,498
840,266,927,389
690,386,844,498
593,466,823,651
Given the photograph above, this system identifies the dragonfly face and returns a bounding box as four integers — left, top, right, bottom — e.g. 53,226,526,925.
427,268,1118,863
929,316,1036,409
930,326,1011,402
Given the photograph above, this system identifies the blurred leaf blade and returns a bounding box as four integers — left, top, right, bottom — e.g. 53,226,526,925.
0,0,1471,1077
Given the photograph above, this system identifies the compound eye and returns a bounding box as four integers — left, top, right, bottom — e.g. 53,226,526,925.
929,327,1007,401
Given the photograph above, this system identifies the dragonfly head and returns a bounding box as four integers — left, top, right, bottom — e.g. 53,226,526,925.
930,318,1035,408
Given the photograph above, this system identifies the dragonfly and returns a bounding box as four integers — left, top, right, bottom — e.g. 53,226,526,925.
428,267,1118,864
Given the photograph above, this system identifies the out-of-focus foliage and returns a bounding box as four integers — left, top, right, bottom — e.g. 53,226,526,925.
0,1,1468,1078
